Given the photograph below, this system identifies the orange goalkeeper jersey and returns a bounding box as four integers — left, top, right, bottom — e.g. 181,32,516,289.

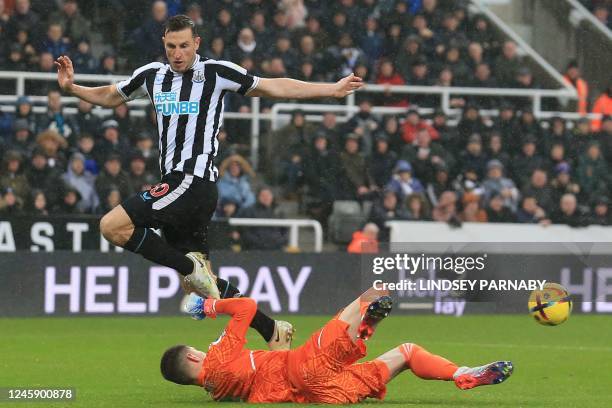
196,298,387,404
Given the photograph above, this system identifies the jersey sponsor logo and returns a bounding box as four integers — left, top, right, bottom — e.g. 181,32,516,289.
192,69,205,83
154,92,199,116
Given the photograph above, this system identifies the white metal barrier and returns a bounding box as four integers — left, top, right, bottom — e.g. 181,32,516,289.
0,70,592,169
228,218,323,252
566,0,612,40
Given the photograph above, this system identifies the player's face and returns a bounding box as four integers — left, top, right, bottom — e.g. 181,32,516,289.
163,29,201,73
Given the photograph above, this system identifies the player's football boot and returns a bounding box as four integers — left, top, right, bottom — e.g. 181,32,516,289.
454,361,514,390
267,320,295,351
357,295,393,340
184,252,220,299
181,293,206,320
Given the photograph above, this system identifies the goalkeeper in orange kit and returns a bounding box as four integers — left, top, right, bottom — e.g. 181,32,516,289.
160,289,513,403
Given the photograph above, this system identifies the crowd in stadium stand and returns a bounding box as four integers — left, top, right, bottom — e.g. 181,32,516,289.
0,0,611,243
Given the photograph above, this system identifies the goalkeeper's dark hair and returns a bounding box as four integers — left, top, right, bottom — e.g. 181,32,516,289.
160,345,192,385
164,15,198,37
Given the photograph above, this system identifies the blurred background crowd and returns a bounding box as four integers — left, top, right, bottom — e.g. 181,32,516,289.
0,0,611,250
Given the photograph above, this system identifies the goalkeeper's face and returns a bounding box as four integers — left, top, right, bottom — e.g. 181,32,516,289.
160,345,206,386
163,28,201,73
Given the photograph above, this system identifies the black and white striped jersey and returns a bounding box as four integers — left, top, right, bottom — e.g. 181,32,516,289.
116,54,259,181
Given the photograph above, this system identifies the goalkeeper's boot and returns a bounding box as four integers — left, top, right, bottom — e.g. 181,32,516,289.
357,295,393,340
454,361,514,390
181,293,206,320
267,320,295,351
184,252,220,299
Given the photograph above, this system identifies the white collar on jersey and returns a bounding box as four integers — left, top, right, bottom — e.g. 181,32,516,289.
168,54,201,74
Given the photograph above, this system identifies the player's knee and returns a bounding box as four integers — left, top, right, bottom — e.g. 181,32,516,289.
398,343,420,364
100,214,130,246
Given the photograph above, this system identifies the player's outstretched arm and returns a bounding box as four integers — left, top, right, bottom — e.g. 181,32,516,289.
55,56,124,108
204,297,257,340
247,73,364,99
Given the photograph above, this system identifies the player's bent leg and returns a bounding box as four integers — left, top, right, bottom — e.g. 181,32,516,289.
99,205,135,246
378,343,513,390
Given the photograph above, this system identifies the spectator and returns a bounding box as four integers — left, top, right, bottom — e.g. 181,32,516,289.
368,187,411,232
401,128,452,185
0,150,29,202
407,57,435,107
6,0,41,41
516,195,549,224
328,32,366,78
132,131,159,175
72,41,98,74
597,116,612,165
486,132,511,170
133,0,167,63
512,68,538,110
470,63,498,108
98,187,122,214
406,193,431,221
74,100,100,138
494,102,521,154
73,133,100,175
486,193,516,223
25,147,63,209
468,15,498,54
511,136,545,187
385,160,425,201
545,142,569,176
542,116,571,155
591,86,612,131
460,192,487,223
38,22,70,60
551,193,588,227
98,52,118,75
426,163,451,206
432,190,459,223
344,98,379,154
231,27,261,63
55,185,82,214
111,104,136,140
339,133,374,200
458,133,488,180
394,35,424,80
8,119,35,158
482,159,520,211
94,153,133,202
28,189,49,216
266,110,315,182
375,59,407,107
127,152,155,193
237,187,288,250
401,108,439,144
347,222,379,254
590,196,610,226
368,134,397,189
0,187,24,214
576,142,609,200
563,60,589,114
217,154,256,212
522,168,554,212
36,89,78,143
62,152,98,213
550,162,581,212
456,105,487,148
204,36,228,61
303,132,342,230
569,117,595,161
98,119,129,160
48,0,90,43
495,40,522,87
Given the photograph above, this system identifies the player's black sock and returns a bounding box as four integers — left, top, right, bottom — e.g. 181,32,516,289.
124,227,193,275
217,278,276,342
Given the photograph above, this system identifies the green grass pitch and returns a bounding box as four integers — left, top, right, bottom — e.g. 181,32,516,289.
1,315,611,407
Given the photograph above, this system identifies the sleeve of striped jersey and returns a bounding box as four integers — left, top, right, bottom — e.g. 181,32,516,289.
115,63,157,101
213,60,261,95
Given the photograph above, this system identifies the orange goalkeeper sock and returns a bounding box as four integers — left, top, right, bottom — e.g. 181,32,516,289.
398,343,458,380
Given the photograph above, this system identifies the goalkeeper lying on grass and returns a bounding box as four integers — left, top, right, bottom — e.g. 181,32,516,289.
161,289,513,403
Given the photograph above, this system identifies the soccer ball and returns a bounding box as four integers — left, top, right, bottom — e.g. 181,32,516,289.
528,283,572,326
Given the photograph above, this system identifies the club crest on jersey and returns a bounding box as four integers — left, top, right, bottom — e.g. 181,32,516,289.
192,69,205,83
154,91,199,116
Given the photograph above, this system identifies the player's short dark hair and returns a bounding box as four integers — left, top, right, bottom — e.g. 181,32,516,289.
164,15,198,37
160,345,192,385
